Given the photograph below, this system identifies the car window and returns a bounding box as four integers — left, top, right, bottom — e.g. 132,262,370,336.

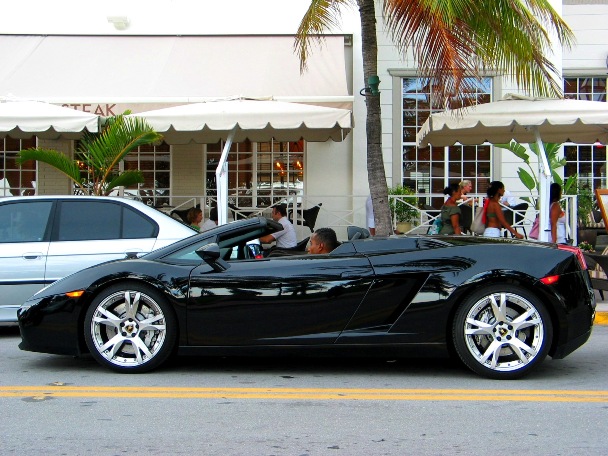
122,205,157,238
0,201,53,243
55,201,156,241
162,227,267,263
164,237,215,262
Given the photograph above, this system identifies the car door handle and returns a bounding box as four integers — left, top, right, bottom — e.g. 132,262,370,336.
23,252,44,260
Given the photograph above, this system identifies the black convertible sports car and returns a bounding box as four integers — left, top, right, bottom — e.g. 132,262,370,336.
18,217,595,379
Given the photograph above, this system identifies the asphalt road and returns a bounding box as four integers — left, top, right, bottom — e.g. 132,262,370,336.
1,324,608,455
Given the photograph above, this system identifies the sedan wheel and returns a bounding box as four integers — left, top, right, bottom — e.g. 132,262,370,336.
453,285,552,380
84,282,176,373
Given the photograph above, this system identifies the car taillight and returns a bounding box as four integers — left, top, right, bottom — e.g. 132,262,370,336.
557,244,587,270
540,275,559,285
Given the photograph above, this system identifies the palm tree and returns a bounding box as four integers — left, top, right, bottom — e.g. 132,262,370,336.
496,140,578,209
295,0,574,236
17,114,163,196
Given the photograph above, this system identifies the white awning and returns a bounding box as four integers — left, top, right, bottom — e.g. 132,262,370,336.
128,98,353,143
0,100,99,139
0,35,351,111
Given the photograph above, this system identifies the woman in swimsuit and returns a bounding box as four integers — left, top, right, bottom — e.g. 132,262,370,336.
549,183,568,244
482,181,524,239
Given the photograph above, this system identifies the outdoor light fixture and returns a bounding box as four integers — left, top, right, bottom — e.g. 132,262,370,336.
359,75,381,97
107,16,130,30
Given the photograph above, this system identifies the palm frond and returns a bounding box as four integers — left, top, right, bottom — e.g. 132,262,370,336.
381,0,575,103
295,0,354,72
79,115,163,183
17,148,89,192
103,170,145,195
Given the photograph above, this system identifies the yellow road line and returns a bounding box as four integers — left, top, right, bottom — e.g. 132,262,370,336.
1,386,607,402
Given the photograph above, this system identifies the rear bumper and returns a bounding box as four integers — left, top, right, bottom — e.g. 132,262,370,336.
552,327,592,359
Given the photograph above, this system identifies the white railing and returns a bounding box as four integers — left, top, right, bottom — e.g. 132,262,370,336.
154,192,578,244
386,193,578,244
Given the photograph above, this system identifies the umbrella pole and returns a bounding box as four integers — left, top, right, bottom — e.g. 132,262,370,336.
216,127,237,225
534,128,552,243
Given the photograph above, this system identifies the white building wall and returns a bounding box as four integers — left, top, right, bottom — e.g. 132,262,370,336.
5,1,608,222
171,143,205,207
563,4,608,72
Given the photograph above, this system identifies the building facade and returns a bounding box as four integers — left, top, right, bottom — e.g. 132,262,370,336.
0,0,606,238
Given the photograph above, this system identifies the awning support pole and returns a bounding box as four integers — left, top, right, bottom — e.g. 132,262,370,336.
216,127,236,225
534,127,552,243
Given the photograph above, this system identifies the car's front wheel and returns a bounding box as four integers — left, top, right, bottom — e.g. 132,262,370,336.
452,285,552,380
84,282,177,373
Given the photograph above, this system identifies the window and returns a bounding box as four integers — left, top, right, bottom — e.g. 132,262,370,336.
0,201,52,243
124,142,171,207
75,141,171,207
403,78,492,208
206,139,304,209
0,137,37,197
56,201,156,241
564,77,607,192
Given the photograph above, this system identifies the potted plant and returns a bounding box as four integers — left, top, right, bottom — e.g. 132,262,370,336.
388,184,419,233
574,184,599,248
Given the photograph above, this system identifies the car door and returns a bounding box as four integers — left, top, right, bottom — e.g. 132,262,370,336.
45,200,158,281
186,253,375,346
0,200,53,320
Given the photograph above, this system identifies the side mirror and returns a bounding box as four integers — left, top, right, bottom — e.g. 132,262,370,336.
195,243,230,272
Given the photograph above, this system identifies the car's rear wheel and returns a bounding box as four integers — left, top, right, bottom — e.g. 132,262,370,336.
84,282,176,373
452,285,552,380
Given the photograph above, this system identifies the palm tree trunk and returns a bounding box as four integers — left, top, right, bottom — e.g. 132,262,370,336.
358,0,392,236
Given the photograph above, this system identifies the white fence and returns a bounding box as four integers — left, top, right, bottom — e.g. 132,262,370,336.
153,192,578,244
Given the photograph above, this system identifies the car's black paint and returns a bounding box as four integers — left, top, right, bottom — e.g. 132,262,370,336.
18,217,595,378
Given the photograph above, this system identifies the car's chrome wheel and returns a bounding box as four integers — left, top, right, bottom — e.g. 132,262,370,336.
453,285,552,380
84,282,176,373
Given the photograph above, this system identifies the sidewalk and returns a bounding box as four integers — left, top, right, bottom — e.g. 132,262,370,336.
595,291,608,325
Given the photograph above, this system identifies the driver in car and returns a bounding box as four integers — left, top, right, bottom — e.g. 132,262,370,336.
307,227,338,254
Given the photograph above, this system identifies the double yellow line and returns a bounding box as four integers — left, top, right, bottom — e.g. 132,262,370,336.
1,385,608,402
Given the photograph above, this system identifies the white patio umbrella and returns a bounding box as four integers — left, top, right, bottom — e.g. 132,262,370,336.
416,93,608,242
130,97,353,224
0,100,99,138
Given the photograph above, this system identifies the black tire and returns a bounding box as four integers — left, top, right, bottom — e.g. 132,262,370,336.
84,282,177,373
452,284,552,380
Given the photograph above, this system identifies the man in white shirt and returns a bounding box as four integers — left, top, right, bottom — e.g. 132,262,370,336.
259,204,297,248
200,206,218,231
365,195,376,235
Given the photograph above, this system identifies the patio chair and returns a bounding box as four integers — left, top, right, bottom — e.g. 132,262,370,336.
288,203,322,232
228,203,256,220
503,202,529,238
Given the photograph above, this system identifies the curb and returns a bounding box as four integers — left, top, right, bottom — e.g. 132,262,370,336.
596,311,608,325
